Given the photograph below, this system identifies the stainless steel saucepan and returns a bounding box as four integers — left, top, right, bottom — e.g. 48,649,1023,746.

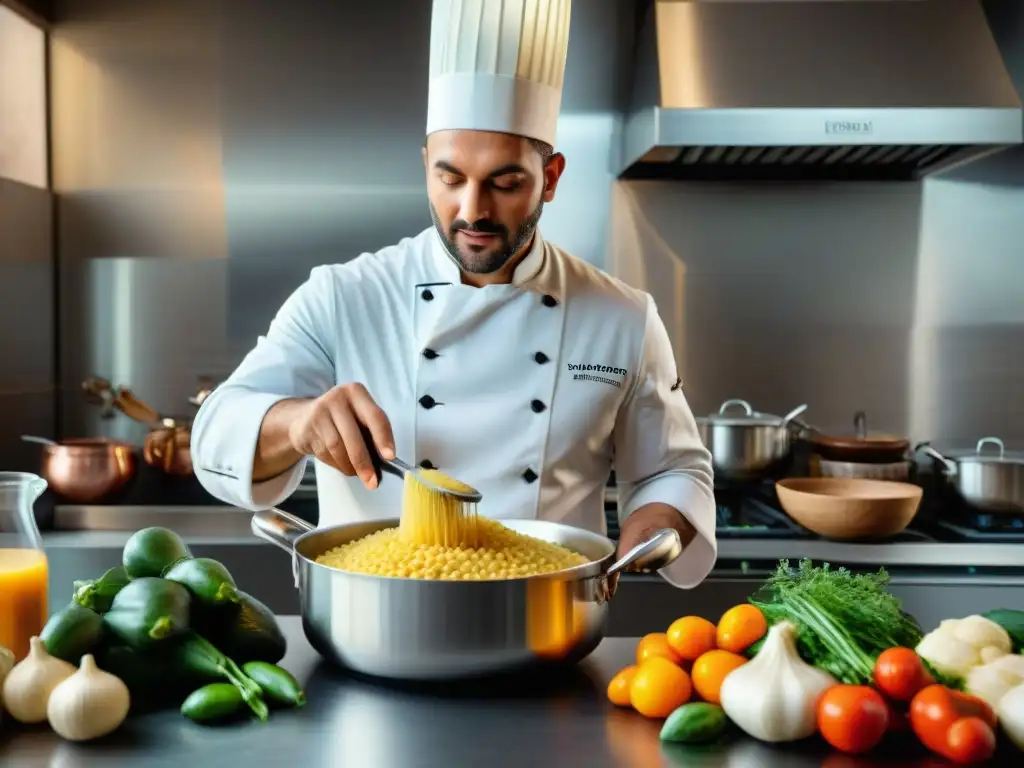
696,399,809,480
251,508,682,680
918,437,1024,514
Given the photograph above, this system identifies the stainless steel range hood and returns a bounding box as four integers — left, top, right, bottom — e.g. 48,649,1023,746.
620,0,1024,181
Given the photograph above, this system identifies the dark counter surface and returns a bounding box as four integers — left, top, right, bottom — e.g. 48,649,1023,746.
2,617,1011,767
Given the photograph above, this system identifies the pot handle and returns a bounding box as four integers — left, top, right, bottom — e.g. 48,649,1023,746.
605,528,683,578
251,507,316,553
976,437,1005,458
718,399,753,416
914,441,957,475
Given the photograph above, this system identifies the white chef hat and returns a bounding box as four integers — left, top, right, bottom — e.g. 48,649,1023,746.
426,0,572,147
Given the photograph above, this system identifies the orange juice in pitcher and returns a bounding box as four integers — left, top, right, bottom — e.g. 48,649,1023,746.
0,472,49,661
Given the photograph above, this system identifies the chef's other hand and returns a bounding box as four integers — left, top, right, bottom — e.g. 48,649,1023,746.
615,503,696,576
287,383,396,490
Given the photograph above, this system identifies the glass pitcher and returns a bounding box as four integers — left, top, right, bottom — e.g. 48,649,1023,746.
0,472,49,661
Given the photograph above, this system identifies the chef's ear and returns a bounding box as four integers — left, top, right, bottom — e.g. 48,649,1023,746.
421,145,427,168
541,153,566,203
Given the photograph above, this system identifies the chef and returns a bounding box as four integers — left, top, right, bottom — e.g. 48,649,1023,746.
191,0,717,589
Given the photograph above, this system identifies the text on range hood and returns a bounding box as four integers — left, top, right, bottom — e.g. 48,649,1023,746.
620,0,1024,181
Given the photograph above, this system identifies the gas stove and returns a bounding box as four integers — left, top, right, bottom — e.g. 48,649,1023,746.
603,474,1024,544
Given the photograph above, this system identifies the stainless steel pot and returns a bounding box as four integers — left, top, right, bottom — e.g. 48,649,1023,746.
919,437,1024,514
695,399,808,480
251,508,681,680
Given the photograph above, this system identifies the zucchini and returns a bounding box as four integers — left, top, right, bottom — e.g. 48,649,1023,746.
241,662,306,708
983,609,1024,653
123,527,192,579
40,603,104,663
660,702,728,744
73,566,131,613
174,633,268,721
181,683,245,723
103,577,192,649
200,590,287,664
95,643,196,711
164,558,240,607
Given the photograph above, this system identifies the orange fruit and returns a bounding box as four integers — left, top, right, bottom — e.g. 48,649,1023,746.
666,616,718,661
635,632,682,666
691,649,748,704
607,666,638,707
629,657,692,718
716,604,768,654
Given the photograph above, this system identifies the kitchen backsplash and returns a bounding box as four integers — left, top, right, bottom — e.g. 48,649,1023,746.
1,0,1021,471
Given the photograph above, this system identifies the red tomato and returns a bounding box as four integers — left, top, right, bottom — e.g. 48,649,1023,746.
909,684,997,759
818,685,890,755
943,717,996,765
874,647,934,702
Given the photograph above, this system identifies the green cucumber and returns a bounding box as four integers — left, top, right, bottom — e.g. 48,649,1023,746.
164,557,240,607
40,603,105,663
200,590,287,664
660,702,728,744
982,609,1024,652
103,577,192,648
123,527,192,579
73,566,131,613
181,683,245,723
241,662,306,708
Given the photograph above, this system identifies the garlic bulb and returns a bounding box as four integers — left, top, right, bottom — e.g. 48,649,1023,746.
47,654,130,741
719,620,838,743
0,645,14,725
2,637,77,724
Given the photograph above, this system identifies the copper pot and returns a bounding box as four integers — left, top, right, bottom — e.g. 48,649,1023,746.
143,419,193,476
31,437,137,503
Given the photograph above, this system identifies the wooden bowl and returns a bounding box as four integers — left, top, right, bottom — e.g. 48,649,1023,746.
775,478,923,540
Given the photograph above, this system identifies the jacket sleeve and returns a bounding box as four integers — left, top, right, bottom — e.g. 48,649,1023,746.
613,294,717,589
190,266,337,510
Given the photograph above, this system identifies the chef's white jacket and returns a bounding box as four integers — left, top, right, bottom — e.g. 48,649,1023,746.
191,228,717,588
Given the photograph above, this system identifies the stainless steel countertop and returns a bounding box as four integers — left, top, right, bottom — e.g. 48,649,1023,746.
2,617,1004,767
48,504,1024,568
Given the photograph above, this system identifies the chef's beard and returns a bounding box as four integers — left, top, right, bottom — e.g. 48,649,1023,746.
430,201,543,275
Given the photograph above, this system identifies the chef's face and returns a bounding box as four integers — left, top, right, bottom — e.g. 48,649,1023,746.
424,130,565,280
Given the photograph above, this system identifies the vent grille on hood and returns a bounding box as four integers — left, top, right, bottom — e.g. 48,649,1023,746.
620,0,1024,182
628,143,971,182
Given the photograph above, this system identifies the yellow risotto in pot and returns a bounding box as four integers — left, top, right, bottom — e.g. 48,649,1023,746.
313,467,591,580
315,517,589,579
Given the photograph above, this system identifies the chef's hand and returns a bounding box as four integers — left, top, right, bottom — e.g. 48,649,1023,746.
615,503,696,575
287,383,396,490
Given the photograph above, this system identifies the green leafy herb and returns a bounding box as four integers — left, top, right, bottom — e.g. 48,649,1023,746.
748,559,924,685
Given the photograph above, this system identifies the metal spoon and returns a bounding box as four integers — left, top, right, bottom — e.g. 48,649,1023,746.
606,528,683,577
359,426,482,503
21,434,57,446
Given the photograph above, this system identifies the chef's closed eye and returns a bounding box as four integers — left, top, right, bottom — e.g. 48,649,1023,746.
491,174,524,192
